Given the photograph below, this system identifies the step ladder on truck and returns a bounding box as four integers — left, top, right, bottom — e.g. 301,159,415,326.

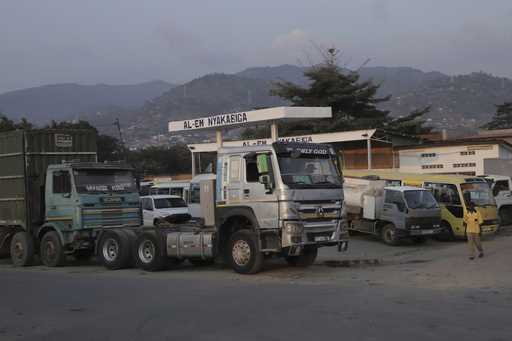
132,107,349,274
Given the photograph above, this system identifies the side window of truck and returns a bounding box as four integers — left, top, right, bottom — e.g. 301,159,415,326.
493,180,509,196
229,156,241,182
142,198,153,210
385,190,405,211
53,171,71,194
245,155,260,182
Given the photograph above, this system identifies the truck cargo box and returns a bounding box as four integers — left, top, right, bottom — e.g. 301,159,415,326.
0,129,97,232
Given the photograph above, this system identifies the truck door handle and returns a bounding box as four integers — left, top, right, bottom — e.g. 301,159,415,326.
243,189,250,194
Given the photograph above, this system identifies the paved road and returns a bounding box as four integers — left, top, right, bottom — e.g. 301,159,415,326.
1,234,512,341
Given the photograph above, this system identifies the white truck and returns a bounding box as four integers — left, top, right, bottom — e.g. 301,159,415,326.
132,142,349,274
481,175,512,225
343,176,442,245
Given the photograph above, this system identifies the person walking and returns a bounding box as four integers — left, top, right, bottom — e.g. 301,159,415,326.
464,201,484,260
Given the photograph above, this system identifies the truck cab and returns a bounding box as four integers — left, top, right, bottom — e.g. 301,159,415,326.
482,175,512,225
214,142,348,270
38,163,141,267
344,176,442,245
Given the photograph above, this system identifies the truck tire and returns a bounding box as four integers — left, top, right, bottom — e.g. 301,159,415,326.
381,224,399,246
10,231,35,267
228,229,263,274
285,247,318,267
98,230,131,270
189,258,215,267
40,231,66,267
134,233,167,271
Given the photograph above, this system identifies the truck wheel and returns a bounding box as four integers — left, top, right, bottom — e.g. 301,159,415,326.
381,224,399,246
189,258,215,267
134,233,167,271
98,230,131,270
40,231,66,267
10,231,35,267
286,247,318,267
228,230,263,274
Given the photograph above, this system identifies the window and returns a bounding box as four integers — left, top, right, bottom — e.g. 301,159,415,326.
385,190,406,211
157,188,170,195
154,197,187,209
245,157,260,182
142,198,153,210
422,164,444,169
229,156,241,182
493,180,510,197
424,182,461,205
421,153,436,158
189,183,200,204
53,171,71,194
460,151,476,156
170,188,183,197
453,163,476,168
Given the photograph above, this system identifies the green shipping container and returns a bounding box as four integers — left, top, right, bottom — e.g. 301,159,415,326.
0,129,97,234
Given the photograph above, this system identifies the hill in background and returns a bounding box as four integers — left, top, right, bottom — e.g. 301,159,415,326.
0,80,175,124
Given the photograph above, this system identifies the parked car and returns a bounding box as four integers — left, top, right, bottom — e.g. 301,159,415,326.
140,195,191,227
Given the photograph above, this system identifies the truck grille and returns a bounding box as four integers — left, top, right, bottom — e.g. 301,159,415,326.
298,201,341,232
82,207,140,228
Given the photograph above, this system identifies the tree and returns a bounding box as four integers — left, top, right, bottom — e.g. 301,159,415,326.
0,112,33,132
270,48,432,135
271,48,391,134
482,102,512,129
97,134,126,162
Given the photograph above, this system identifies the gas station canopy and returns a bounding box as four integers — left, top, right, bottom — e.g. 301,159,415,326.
168,106,332,133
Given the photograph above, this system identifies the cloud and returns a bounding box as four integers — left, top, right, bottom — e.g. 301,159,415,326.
271,29,310,50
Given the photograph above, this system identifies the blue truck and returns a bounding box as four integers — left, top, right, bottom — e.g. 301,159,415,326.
0,129,141,268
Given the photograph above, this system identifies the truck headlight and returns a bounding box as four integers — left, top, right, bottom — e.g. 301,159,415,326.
433,224,440,228
410,225,420,229
284,221,303,235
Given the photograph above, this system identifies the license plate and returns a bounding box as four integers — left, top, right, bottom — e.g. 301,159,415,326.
412,230,433,235
315,236,330,242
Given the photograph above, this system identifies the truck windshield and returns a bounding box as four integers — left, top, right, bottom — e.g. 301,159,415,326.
461,182,495,206
74,169,137,194
278,157,342,188
154,197,187,209
404,190,438,209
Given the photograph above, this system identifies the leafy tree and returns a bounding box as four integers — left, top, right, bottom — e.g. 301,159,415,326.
46,120,98,133
482,102,512,129
97,134,126,162
270,48,432,135
0,112,33,132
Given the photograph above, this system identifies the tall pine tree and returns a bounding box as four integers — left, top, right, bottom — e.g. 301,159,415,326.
483,102,512,129
270,48,431,135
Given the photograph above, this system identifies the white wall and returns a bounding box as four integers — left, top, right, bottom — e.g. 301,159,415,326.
399,144,502,175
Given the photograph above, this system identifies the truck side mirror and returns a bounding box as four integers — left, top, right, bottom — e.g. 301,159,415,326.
259,174,273,193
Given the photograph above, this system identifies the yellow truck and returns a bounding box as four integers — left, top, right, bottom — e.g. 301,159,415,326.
343,170,499,239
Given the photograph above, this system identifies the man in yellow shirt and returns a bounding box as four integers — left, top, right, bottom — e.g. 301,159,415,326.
464,201,484,260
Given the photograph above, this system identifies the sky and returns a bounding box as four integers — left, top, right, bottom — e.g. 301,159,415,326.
1,0,512,93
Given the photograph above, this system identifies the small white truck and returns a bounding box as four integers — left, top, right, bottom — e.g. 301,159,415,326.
481,175,512,225
343,176,442,245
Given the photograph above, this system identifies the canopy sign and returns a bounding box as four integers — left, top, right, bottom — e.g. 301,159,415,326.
168,106,332,133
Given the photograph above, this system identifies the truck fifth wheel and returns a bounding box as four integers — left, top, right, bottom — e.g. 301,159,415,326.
133,142,349,274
